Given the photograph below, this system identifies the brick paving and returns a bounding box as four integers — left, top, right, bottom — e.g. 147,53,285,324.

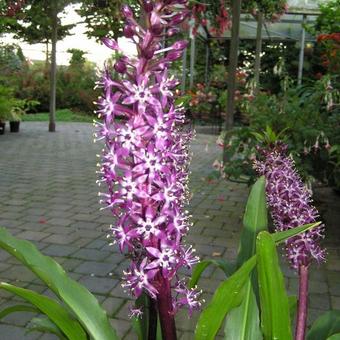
0,122,339,339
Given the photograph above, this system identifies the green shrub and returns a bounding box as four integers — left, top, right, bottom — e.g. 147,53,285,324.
220,75,340,189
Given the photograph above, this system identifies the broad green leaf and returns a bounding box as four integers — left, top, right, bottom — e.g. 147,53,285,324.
27,317,67,339
224,177,267,340
272,222,321,245
0,304,39,320
189,259,235,288
195,256,257,340
256,231,292,340
0,283,86,340
307,310,340,340
0,227,118,340
327,334,340,340
224,281,262,340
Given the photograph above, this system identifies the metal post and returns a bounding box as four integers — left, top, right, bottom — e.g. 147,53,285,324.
181,46,187,94
254,12,263,94
204,41,210,85
189,34,195,89
225,0,242,131
298,14,307,86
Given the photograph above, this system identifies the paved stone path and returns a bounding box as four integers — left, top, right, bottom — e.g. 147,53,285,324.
0,122,339,339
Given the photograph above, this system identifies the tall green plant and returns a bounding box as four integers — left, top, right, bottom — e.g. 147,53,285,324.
192,177,325,340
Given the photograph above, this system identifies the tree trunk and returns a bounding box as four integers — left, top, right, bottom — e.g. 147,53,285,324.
49,0,57,132
45,40,49,76
254,12,263,95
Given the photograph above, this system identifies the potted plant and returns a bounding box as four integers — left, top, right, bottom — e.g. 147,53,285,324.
9,100,26,133
0,111,6,135
9,99,39,133
9,106,23,132
0,85,15,135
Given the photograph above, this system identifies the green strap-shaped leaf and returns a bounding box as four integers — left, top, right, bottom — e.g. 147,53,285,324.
27,317,67,339
307,310,340,340
0,283,86,340
224,176,267,340
189,259,235,289
327,334,340,340
0,304,39,320
132,317,144,340
224,281,262,340
237,176,268,267
256,231,292,340
0,227,118,340
272,222,321,245
195,256,257,340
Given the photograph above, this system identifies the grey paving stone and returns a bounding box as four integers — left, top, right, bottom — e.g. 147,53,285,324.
309,293,331,310
46,218,72,227
0,324,40,339
102,297,125,317
329,284,340,296
0,265,37,283
43,233,78,245
42,244,78,257
38,334,59,340
0,300,37,326
309,280,329,294
110,282,129,299
110,318,131,339
43,226,72,235
19,231,50,241
79,276,118,295
85,238,107,249
72,248,111,261
74,261,115,276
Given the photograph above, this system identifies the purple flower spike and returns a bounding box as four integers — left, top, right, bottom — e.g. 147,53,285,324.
254,143,326,269
96,0,201,318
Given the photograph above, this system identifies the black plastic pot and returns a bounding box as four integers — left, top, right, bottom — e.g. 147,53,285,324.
0,122,5,135
10,121,20,133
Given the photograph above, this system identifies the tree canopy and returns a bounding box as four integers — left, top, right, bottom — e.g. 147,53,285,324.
5,0,76,45
77,0,140,41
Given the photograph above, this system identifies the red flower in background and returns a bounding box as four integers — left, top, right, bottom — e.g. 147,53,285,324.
1,0,26,17
317,33,340,73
